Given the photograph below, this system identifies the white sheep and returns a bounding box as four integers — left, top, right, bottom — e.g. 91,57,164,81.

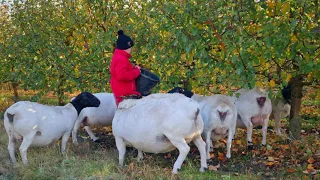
270,98,291,135
72,93,116,144
168,88,237,159
112,93,207,174
234,87,272,149
4,92,100,164
198,95,237,159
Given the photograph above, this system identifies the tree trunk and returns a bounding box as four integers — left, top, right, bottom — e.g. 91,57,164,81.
57,66,65,106
12,82,19,102
288,75,303,140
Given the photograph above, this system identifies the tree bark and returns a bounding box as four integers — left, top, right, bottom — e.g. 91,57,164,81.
57,65,65,106
12,82,19,102
288,75,303,140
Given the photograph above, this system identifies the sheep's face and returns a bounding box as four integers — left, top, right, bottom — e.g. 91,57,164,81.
73,92,100,108
256,97,266,108
215,104,230,121
167,87,194,98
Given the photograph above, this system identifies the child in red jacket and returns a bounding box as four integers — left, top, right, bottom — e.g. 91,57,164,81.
110,30,141,106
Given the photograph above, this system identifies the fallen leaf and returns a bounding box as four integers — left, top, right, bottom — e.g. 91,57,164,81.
307,158,315,164
208,164,220,171
218,152,227,162
235,140,242,145
129,162,134,170
265,161,275,166
266,145,272,150
268,157,275,162
303,170,309,174
307,164,314,171
281,144,290,150
210,152,215,159
287,168,295,173
232,148,239,152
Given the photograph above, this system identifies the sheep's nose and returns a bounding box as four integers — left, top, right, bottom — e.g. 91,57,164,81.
219,111,227,121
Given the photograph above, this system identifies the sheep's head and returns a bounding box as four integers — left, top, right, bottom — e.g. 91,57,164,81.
167,87,194,98
256,97,266,108
216,103,230,121
72,92,100,108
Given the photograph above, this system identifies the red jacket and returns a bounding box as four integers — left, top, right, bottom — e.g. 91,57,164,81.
110,49,141,104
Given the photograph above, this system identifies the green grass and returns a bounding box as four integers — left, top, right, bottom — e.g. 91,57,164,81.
0,88,319,179
0,123,254,179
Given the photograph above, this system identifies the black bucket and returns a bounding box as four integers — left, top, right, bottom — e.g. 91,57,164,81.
135,69,160,96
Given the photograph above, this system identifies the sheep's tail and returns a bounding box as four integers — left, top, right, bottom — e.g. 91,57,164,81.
6,113,15,123
194,108,200,121
5,106,17,123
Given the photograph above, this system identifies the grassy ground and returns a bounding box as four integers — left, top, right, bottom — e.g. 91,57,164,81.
0,87,319,179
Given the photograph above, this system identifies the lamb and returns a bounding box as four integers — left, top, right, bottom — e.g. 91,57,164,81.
233,87,272,149
270,86,291,135
72,93,117,144
270,98,291,135
112,93,207,174
168,87,237,159
3,92,100,164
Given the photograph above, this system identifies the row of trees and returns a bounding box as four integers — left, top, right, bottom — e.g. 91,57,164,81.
0,0,319,139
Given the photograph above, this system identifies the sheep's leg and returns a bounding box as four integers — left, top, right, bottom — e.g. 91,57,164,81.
84,126,99,142
72,121,81,145
242,116,254,150
193,135,207,172
261,116,269,146
61,131,71,153
210,141,214,152
168,137,190,174
226,129,233,158
115,136,126,167
137,149,143,162
205,131,212,160
273,112,282,135
7,134,17,164
19,131,36,164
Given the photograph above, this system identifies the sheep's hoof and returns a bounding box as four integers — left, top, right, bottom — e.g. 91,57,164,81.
137,157,143,162
226,154,231,158
72,141,79,146
172,168,179,174
199,167,207,173
247,145,254,151
260,144,266,148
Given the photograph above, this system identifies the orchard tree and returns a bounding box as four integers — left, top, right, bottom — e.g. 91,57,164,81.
1,0,318,139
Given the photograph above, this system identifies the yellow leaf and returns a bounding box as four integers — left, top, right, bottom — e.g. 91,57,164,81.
292,35,297,42
269,80,276,88
256,81,263,88
307,73,312,80
268,1,275,9
265,62,270,68
265,161,275,166
181,53,186,60
281,2,290,14
281,144,290,150
235,140,242,145
286,74,292,83
268,157,275,161
307,164,314,171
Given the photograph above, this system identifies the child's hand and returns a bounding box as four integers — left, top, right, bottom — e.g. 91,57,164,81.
135,65,141,70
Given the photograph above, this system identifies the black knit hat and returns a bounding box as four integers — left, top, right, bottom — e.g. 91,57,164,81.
116,30,134,50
